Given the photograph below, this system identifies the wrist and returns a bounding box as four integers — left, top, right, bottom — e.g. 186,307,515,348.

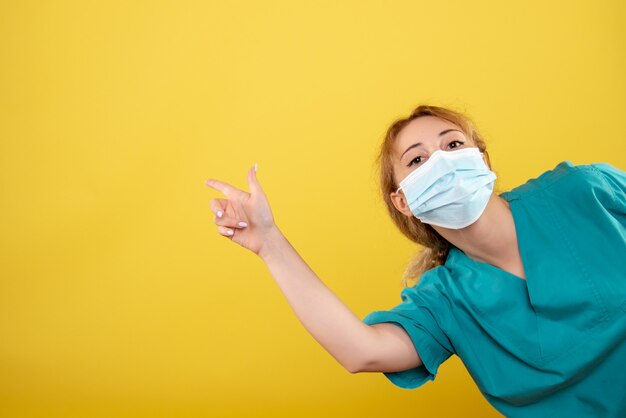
258,226,286,263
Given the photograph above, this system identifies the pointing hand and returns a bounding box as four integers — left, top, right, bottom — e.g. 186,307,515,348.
205,163,278,256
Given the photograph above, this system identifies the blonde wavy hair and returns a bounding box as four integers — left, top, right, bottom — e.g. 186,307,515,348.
375,104,495,288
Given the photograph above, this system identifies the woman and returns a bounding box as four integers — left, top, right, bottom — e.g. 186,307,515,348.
205,105,626,417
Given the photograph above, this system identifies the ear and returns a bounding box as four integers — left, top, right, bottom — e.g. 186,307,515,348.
390,190,414,218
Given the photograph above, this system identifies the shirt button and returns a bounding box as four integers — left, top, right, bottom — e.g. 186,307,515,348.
621,300,626,313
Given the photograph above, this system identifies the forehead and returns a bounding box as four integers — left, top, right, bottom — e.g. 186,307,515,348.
394,116,464,158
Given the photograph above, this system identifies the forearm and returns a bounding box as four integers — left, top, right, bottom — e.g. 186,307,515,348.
259,227,375,373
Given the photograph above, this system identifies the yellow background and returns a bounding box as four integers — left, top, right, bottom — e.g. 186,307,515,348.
1,1,625,417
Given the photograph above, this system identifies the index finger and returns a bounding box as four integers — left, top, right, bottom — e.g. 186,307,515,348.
205,178,246,199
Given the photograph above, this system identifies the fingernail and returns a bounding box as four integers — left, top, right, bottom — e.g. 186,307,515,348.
254,162,258,172
226,229,233,235
217,210,223,218
238,221,248,227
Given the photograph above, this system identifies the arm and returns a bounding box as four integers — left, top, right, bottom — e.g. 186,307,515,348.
259,226,423,374
206,166,423,375
359,323,424,373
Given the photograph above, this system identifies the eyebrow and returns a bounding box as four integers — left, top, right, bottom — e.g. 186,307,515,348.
399,128,464,161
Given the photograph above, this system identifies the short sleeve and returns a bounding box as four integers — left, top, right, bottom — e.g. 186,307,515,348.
591,162,626,214
362,281,454,389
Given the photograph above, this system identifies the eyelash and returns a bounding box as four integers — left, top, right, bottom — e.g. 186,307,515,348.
407,140,465,167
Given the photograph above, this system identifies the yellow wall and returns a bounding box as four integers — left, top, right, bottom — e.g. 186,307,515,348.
1,1,625,417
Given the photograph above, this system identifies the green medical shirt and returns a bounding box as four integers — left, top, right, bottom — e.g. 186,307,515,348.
363,161,626,417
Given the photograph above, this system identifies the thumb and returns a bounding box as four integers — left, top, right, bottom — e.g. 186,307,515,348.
247,162,265,197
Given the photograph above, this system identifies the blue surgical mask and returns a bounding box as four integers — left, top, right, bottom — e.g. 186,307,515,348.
396,147,497,229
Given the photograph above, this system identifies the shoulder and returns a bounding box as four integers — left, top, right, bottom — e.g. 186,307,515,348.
393,266,459,338
512,160,603,192
547,162,625,212
587,162,626,205
401,266,455,311
503,161,625,210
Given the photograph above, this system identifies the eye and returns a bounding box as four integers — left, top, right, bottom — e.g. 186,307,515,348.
407,155,422,168
406,140,466,168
